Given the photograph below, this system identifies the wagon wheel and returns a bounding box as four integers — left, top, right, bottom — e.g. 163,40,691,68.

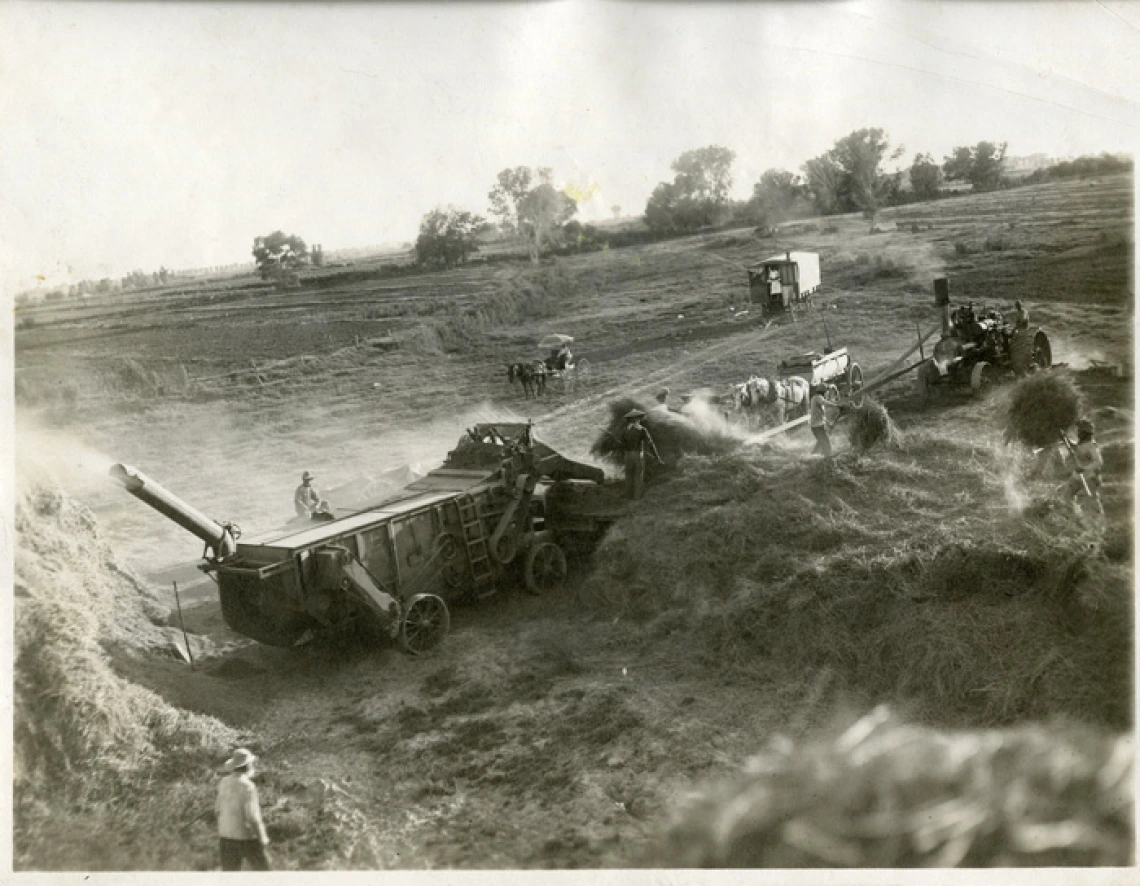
970,361,996,397
846,363,865,408
575,358,592,387
434,533,466,588
524,540,567,595
399,593,450,654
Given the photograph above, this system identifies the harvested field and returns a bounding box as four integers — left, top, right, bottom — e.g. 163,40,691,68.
13,174,1135,870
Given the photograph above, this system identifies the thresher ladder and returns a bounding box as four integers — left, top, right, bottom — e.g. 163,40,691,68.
455,494,497,596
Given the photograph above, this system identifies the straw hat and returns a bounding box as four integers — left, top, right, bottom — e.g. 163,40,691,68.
624,409,646,420
302,470,314,482
224,748,257,771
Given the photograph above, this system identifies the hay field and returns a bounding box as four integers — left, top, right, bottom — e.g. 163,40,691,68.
13,173,1135,869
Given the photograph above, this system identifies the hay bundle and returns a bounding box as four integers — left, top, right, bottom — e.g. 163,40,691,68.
652,707,1134,868
1005,373,1084,448
590,397,739,480
846,399,902,452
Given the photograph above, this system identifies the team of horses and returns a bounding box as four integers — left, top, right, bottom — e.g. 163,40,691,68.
729,375,813,431
507,361,549,399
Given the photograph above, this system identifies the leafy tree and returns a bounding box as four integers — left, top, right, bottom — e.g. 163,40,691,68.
909,153,944,200
942,142,1007,191
518,183,577,264
487,166,534,234
414,207,484,269
252,232,309,279
671,145,736,205
644,144,737,233
748,168,807,227
970,141,1008,191
802,153,845,215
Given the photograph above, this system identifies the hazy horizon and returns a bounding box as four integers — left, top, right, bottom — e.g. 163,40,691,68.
3,0,1138,294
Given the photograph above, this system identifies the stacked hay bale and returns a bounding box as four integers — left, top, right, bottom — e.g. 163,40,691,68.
652,706,1134,867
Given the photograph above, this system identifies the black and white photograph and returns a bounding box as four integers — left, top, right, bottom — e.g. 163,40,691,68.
4,0,1136,876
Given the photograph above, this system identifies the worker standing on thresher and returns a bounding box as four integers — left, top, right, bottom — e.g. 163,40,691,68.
294,470,322,518
1064,419,1104,515
216,748,271,871
809,385,841,457
620,409,661,500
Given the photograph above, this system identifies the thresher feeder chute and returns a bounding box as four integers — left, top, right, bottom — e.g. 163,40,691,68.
110,424,621,654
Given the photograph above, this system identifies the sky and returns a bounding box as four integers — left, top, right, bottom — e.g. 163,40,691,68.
1,0,1138,293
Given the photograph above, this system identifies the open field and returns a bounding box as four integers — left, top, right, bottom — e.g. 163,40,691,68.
13,174,1135,869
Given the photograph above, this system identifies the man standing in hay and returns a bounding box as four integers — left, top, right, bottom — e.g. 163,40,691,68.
809,385,841,457
216,748,271,871
1065,418,1105,515
620,409,661,500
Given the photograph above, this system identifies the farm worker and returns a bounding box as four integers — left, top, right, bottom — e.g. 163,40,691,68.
652,388,670,411
809,385,840,457
1065,419,1105,514
216,748,271,871
1012,300,1030,331
620,409,661,500
294,471,322,517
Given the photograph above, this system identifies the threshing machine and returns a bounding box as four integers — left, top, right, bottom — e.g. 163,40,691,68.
110,423,624,653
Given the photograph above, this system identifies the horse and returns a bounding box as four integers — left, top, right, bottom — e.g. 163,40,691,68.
748,376,812,426
507,361,547,400
729,378,767,431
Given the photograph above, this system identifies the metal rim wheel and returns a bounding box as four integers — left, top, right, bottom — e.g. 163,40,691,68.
524,540,567,595
847,363,865,407
1033,330,1052,369
970,361,996,396
399,593,450,654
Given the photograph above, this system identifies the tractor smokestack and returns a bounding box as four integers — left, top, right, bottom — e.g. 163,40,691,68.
108,463,237,559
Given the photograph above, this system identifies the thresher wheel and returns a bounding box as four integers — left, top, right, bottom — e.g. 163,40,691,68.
399,593,450,654
493,530,518,566
970,361,996,397
435,533,466,589
524,540,567,595
846,363,865,408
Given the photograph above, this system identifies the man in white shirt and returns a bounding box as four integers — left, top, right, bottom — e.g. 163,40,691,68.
216,748,270,871
294,471,321,518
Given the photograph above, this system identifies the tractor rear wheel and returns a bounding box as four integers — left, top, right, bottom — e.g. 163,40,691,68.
399,593,450,654
970,361,996,397
524,539,567,595
1011,327,1052,374
914,361,936,408
1032,330,1052,370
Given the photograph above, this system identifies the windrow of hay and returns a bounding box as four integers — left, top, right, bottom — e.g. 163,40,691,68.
15,487,236,804
583,432,1132,729
590,397,741,481
650,706,1133,868
1005,372,1085,448
846,398,903,452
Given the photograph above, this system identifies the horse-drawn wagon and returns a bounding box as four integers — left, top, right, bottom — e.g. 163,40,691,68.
777,346,865,407
110,423,622,656
539,333,592,393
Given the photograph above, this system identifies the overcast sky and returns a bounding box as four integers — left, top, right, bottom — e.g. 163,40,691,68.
2,0,1137,293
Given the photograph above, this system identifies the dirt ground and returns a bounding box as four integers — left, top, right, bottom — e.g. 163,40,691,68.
13,173,1135,869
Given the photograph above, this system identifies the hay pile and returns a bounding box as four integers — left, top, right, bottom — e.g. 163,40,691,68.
1005,372,1085,447
14,486,235,799
584,432,1132,728
846,399,902,452
652,707,1133,867
590,397,740,481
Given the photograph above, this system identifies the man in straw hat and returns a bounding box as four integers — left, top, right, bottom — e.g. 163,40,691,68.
620,409,661,500
216,748,271,871
294,470,322,518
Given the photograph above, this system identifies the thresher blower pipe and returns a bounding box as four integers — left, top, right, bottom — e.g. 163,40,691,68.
108,463,237,559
